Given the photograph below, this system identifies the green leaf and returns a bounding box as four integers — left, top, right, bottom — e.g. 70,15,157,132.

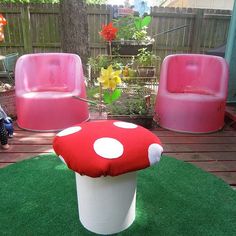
111,89,121,101
134,17,142,31
134,16,152,30
141,16,151,28
103,89,121,104
103,90,112,104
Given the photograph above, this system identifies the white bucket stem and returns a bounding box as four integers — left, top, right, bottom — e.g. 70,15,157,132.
75,172,137,235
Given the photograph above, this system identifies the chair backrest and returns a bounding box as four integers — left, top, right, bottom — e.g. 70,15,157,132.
15,53,84,93
0,53,18,79
3,53,19,72
160,54,228,96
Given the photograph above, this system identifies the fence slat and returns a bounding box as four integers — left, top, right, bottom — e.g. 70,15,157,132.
0,3,231,62
21,5,33,53
191,9,204,52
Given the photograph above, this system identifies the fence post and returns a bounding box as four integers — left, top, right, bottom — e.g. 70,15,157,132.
225,2,236,103
191,9,204,53
21,5,33,53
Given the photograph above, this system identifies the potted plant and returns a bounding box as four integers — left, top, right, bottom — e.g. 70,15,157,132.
106,91,154,128
87,55,111,83
88,54,128,86
100,15,154,55
96,65,154,128
135,48,158,77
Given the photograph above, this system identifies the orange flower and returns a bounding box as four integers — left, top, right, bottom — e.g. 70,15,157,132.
0,14,7,26
0,14,7,42
0,27,4,42
99,22,117,42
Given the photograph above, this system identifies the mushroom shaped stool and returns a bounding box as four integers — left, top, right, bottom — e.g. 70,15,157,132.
53,120,163,235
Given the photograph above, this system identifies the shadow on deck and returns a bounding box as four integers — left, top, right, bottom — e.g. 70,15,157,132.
1,112,236,187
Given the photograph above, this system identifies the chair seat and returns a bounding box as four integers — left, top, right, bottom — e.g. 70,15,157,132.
162,92,222,101
17,91,78,99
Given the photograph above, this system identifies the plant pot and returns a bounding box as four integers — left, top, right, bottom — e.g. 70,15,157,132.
128,69,138,77
107,114,153,129
137,66,156,77
108,41,153,55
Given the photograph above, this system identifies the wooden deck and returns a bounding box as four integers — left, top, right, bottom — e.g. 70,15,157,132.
1,118,236,187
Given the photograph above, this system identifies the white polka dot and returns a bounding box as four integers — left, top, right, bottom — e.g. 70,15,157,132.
93,137,124,159
148,143,163,166
57,126,81,137
113,121,137,129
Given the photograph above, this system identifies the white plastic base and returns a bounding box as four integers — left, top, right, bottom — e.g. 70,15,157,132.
75,172,137,235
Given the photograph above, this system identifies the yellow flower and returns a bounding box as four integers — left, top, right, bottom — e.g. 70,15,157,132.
97,65,122,90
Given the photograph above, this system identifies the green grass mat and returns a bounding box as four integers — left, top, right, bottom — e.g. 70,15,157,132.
1,154,236,236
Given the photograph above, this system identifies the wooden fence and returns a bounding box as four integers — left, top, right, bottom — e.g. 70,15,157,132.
0,3,232,62
0,3,61,55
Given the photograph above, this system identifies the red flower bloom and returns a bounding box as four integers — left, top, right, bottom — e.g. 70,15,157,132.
0,14,7,26
100,22,118,42
0,14,7,42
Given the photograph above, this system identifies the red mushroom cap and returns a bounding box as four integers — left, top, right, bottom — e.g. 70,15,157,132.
53,120,163,177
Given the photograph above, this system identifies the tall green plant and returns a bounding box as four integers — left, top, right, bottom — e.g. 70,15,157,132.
112,15,136,40
134,15,152,31
112,15,153,43
136,48,157,66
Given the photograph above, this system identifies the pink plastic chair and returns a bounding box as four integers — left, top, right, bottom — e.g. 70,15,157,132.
15,53,89,131
154,54,229,133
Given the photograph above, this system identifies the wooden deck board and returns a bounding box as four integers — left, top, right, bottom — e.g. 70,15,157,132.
164,152,236,161
0,163,12,168
163,143,236,152
189,160,236,172
152,130,236,137
0,144,53,153
1,121,236,186
0,152,50,162
211,172,236,186
160,136,236,144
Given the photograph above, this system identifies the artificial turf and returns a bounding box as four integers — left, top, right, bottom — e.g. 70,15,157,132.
0,154,236,236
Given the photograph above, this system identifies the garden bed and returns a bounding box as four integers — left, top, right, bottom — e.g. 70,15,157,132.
107,114,153,128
